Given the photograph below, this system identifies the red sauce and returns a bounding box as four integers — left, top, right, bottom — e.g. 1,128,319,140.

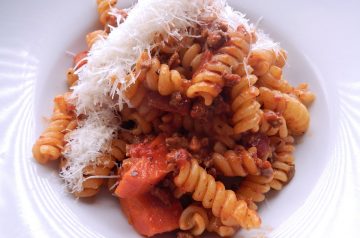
147,92,190,116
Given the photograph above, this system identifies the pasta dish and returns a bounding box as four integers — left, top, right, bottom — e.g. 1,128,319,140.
32,0,315,237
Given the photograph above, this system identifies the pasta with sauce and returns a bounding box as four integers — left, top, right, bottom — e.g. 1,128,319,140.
32,0,315,237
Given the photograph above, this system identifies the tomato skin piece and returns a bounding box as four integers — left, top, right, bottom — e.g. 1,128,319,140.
73,50,88,70
120,191,182,237
115,136,170,198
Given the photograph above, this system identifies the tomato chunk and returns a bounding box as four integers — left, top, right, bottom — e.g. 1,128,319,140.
115,136,170,198
120,191,182,237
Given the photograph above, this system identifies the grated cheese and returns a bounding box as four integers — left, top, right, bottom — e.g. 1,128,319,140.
61,109,119,193
63,0,281,193
251,29,281,53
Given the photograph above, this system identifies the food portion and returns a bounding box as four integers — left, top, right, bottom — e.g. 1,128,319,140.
32,0,315,237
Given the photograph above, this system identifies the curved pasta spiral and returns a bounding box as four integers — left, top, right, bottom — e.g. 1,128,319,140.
187,26,252,106
257,65,293,94
74,154,116,197
258,87,310,135
174,158,261,229
231,74,261,134
248,48,287,77
179,205,209,236
109,138,127,161
212,147,271,177
120,53,149,108
144,57,188,96
97,0,117,26
236,174,273,210
181,43,203,72
293,83,316,106
60,138,121,198
212,117,235,149
121,110,152,135
207,215,237,237
32,94,76,164
250,49,315,106
259,109,288,138
86,30,107,49
115,53,162,122
269,136,295,190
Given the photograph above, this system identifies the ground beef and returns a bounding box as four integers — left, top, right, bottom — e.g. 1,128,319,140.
165,135,189,150
168,51,180,68
263,110,283,127
207,30,228,50
176,232,194,238
241,132,271,160
212,96,231,115
190,99,209,119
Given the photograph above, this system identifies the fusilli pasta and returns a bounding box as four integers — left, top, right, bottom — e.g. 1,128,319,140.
259,109,288,138
231,74,261,134
174,158,261,229
207,215,236,237
269,136,295,190
33,2,316,236
211,147,272,177
258,87,310,135
97,0,117,26
32,94,76,164
179,205,209,236
236,174,273,210
187,26,252,106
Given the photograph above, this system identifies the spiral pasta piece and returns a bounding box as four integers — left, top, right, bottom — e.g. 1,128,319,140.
179,205,209,236
86,30,107,49
212,147,271,177
109,138,127,161
74,154,116,197
293,83,316,106
257,65,293,94
236,174,273,210
60,135,121,197
231,74,261,134
250,49,315,106
269,136,295,190
174,158,261,229
144,57,188,96
258,87,310,135
212,117,235,149
259,109,288,138
32,94,76,164
248,48,287,76
97,0,117,26
181,43,203,72
207,215,237,237
121,111,152,135
187,26,252,106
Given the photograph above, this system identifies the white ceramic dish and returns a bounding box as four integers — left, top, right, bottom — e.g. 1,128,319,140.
1,0,359,237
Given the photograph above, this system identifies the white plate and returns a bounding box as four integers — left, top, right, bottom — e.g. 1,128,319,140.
1,0,359,237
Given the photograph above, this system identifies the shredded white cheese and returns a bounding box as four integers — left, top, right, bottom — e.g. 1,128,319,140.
63,0,281,193
251,29,281,53
61,109,118,193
